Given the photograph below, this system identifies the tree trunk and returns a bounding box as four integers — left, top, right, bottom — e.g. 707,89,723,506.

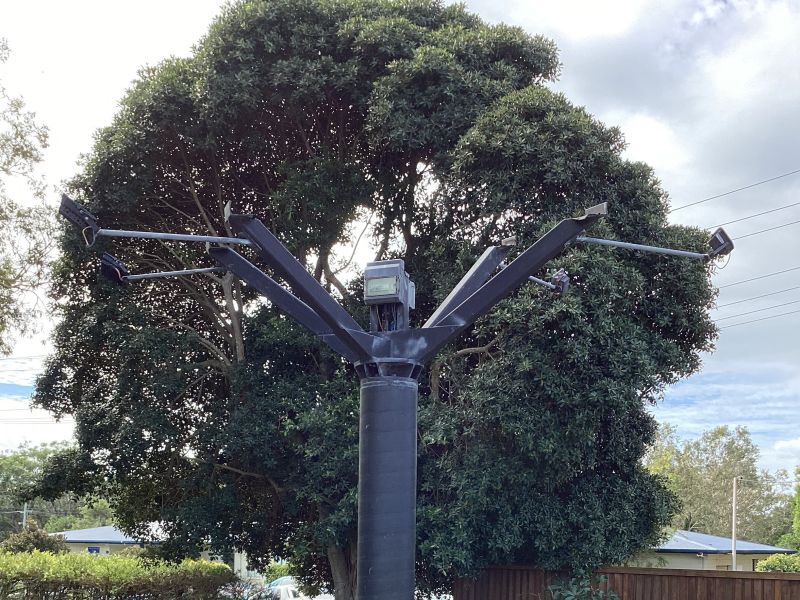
327,543,357,600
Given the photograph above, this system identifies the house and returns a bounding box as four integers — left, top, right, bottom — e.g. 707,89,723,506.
630,529,795,571
53,525,265,583
56,525,147,556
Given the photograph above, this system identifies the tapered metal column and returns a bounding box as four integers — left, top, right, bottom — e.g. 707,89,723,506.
357,376,418,600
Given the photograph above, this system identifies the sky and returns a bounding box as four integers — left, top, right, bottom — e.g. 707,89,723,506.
0,0,798,476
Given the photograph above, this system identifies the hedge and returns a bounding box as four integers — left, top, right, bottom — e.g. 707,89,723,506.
0,550,235,599
755,553,800,573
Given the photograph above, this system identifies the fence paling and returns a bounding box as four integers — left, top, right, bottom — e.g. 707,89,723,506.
453,566,800,600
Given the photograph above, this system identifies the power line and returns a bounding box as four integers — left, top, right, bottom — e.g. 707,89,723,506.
708,200,800,229
733,218,800,241
715,299,800,322
0,418,73,424
0,355,46,362
720,308,800,329
717,285,800,308
670,167,800,212
718,265,800,289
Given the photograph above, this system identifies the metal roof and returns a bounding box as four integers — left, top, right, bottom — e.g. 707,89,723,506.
656,529,795,555
53,525,159,545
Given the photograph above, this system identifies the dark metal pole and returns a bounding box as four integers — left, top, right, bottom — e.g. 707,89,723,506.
357,376,418,600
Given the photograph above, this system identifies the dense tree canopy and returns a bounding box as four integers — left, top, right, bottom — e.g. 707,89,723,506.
35,1,719,596
647,425,793,545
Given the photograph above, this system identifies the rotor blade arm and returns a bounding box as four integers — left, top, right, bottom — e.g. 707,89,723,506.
418,207,605,363
209,247,360,362
228,215,371,362
423,245,512,328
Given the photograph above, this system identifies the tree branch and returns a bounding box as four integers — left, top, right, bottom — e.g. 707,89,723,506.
430,335,503,400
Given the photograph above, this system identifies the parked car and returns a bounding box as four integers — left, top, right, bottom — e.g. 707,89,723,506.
266,576,310,600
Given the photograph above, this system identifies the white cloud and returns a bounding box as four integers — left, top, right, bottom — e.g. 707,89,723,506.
507,0,646,41
0,394,74,452
652,361,800,473
0,356,47,386
612,112,690,173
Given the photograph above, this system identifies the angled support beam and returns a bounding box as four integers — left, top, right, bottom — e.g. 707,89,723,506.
417,205,606,363
229,215,371,363
209,247,361,362
424,245,512,328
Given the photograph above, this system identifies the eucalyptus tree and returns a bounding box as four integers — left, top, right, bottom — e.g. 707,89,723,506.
35,1,717,597
0,38,52,353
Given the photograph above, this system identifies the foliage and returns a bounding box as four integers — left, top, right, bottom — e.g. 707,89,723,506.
264,560,293,585
755,553,800,573
0,38,53,353
0,443,112,540
0,550,234,599
545,575,619,600
0,519,68,554
44,498,114,533
0,443,77,539
220,580,277,600
777,468,800,549
35,0,720,598
646,425,793,545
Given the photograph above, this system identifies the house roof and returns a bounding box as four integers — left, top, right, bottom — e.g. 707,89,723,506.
53,525,159,545
656,529,795,555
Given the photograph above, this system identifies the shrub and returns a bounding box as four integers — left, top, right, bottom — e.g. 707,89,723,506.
263,560,293,584
777,531,800,551
756,553,800,573
546,575,620,600
0,519,68,554
0,550,235,599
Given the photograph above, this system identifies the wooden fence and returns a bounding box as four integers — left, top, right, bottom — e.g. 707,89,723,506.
453,566,800,600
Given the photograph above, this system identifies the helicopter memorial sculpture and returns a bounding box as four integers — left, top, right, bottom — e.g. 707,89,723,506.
60,194,733,600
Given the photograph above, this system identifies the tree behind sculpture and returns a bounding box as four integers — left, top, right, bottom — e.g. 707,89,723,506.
647,425,793,545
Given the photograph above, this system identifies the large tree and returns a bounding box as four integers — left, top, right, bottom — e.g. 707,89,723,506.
35,1,718,596
647,425,793,545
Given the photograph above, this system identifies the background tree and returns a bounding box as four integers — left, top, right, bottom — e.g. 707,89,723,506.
0,443,112,540
777,467,800,549
647,424,793,545
0,38,53,353
35,1,718,597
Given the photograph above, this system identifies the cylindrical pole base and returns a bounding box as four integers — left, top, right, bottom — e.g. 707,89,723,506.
356,376,418,600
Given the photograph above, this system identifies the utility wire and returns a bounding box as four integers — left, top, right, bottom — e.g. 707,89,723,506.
0,355,46,362
720,308,800,329
708,201,800,229
734,218,800,240
670,167,800,212
717,285,800,308
718,266,800,289
715,299,800,321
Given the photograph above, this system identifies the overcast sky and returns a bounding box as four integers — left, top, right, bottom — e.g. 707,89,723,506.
0,0,798,477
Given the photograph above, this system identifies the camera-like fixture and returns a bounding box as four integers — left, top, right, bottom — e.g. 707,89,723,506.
363,259,415,332
100,253,129,285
